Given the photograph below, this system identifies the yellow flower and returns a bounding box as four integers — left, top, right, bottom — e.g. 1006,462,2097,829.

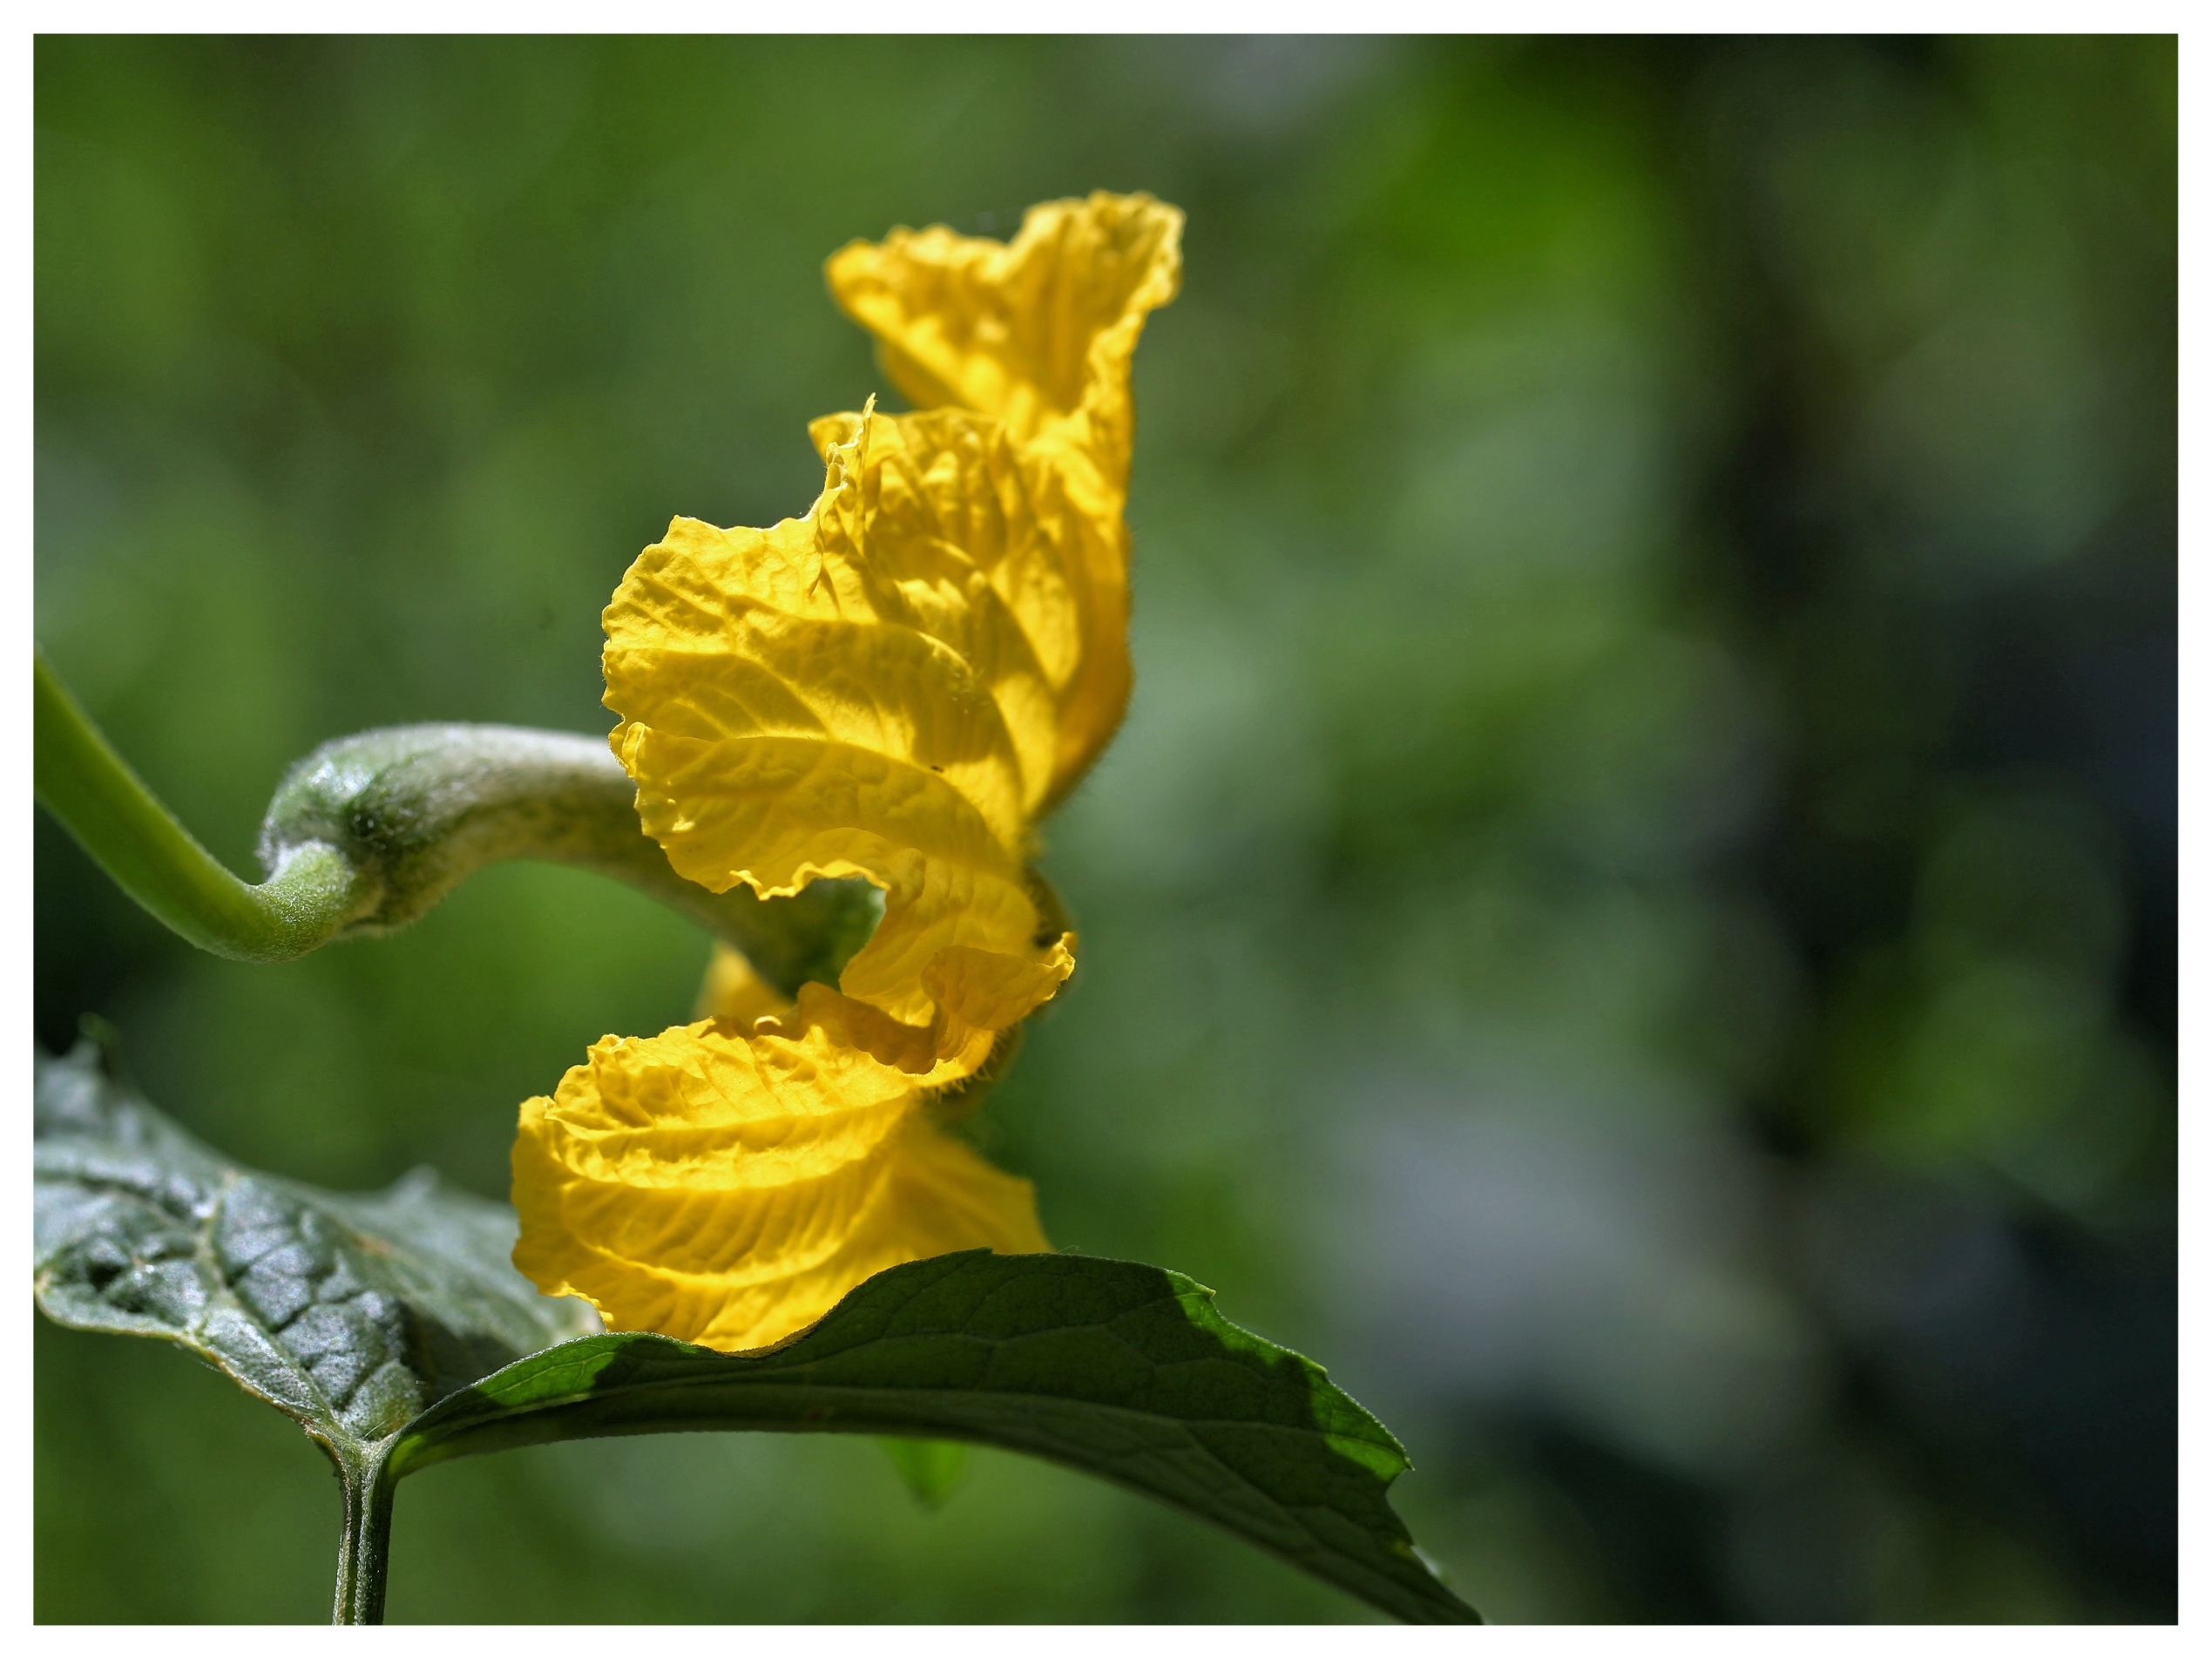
512,193,1183,1353
826,191,1183,803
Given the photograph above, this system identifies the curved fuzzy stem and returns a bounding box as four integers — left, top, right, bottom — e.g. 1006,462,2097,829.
34,651,877,994
34,653,370,962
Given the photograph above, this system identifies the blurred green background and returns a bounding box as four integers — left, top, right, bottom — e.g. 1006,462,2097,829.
34,36,2175,1623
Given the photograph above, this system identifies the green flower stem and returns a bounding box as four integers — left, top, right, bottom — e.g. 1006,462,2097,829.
33,650,876,992
33,651,367,961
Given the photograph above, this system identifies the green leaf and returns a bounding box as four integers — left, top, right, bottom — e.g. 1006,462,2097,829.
386,1250,1481,1624
34,1032,599,1442
33,1033,1478,1624
878,1436,971,1509
32,1031,598,1621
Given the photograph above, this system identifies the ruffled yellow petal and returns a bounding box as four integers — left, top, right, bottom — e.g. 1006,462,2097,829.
801,406,1066,816
605,410,1072,1053
825,192,1182,796
511,1014,1046,1352
825,191,1183,469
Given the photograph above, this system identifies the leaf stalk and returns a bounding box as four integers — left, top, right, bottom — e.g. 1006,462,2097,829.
330,1451,397,1626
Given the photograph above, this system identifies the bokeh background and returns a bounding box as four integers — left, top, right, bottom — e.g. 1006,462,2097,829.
34,36,2175,1623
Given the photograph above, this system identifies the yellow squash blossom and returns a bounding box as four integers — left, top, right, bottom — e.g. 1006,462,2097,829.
512,193,1183,1353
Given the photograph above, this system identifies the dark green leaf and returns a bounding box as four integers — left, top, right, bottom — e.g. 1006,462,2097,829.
32,1033,598,1468
387,1250,1480,1624
32,1034,1477,1623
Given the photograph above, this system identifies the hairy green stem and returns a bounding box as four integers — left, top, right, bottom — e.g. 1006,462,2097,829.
34,650,876,995
34,653,371,962
330,1452,397,1625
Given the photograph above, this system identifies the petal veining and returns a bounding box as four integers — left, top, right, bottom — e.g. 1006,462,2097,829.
826,193,1182,797
605,411,1068,1046
512,1017,1047,1351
